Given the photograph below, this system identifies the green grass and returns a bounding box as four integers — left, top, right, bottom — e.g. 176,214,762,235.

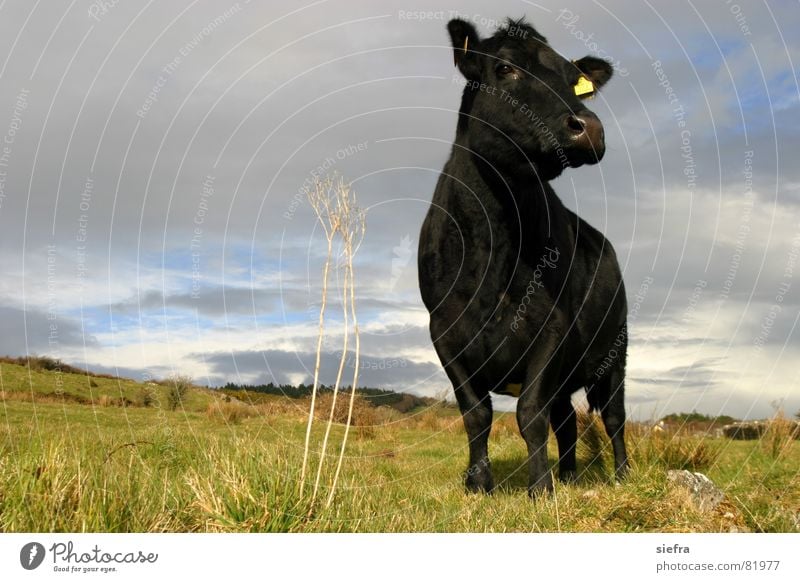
0,362,797,532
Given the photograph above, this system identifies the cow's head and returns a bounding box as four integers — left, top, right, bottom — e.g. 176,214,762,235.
449,18,613,181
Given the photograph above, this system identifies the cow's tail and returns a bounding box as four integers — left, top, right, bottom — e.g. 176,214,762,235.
586,383,602,414
586,322,627,414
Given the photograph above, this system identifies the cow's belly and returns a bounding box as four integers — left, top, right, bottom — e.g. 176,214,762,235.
443,287,617,396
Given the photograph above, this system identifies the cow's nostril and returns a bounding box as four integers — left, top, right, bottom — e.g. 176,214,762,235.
566,115,586,134
563,111,605,161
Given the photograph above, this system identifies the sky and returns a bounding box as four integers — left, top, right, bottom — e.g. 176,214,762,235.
0,0,798,420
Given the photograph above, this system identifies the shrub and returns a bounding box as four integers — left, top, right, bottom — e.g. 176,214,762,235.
97,395,114,407
10,354,84,375
166,375,192,411
722,423,765,440
314,392,373,425
94,395,134,408
390,394,418,414
27,355,66,372
141,389,156,408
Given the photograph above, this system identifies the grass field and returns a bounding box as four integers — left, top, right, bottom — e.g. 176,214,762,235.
1,360,798,532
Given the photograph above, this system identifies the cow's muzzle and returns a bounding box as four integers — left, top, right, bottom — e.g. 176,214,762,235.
563,111,605,164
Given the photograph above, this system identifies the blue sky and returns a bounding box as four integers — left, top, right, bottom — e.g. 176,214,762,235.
1,0,799,419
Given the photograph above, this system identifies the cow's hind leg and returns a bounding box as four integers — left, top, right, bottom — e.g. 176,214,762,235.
550,395,577,483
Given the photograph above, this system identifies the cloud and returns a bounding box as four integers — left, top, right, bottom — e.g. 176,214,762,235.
0,306,97,356
1,0,798,420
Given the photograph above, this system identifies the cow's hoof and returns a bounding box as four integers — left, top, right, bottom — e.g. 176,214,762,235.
465,482,494,495
527,484,553,498
465,468,494,493
559,469,578,484
527,474,554,498
465,475,494,494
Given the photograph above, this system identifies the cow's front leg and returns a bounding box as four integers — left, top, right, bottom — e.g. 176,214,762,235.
517,342,563,496
432,320,494,493
461,394,494,492
441,361,493,492
453,378,494,493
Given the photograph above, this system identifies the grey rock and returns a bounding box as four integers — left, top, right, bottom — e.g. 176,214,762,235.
667,470,724,512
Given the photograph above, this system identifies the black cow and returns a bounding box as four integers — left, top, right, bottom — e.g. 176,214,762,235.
418,18,629,496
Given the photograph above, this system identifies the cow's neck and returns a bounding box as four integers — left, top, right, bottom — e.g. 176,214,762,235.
455,144,564,249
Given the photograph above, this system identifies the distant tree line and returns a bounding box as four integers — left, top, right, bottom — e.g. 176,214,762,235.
660,411,739,425
221,381,439,412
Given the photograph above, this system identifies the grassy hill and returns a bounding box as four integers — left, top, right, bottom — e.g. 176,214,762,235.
0,357,798,532
0,355,218,411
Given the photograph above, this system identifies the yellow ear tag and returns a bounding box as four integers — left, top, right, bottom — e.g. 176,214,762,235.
574,75,595,98
455,36,469,66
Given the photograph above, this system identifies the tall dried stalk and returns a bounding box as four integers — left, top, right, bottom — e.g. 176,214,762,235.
311,195,352,503
300,175,339,492
301,174,365,507
327,204,365,508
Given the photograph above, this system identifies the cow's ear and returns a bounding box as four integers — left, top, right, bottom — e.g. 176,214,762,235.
448,19,481,80
573,56,613,89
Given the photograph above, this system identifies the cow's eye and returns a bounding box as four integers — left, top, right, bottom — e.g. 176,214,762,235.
496,64,514,76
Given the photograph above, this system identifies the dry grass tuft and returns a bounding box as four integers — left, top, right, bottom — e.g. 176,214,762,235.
410,407,463,434
577,411,608,470
254,399,306,419
492,413,518,438
631,425,721,472
206,401,257,424
761,409,800,459
313,393,386,439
